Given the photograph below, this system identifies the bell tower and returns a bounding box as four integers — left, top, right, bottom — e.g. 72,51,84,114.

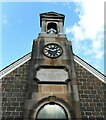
23,11,81,119
40,11,64,34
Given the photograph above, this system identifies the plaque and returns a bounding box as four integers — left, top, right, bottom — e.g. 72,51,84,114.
36,68,68,82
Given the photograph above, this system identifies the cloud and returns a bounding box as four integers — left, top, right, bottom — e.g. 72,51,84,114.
69,0,104,40
65,0,104,72
66,27,72,34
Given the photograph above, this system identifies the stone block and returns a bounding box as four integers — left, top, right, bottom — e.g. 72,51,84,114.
7,107,15,111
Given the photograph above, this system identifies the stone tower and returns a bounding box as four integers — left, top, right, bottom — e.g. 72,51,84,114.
23,11,81,119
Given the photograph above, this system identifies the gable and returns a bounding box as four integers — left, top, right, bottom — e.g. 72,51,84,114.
74,55,105,83
0,53,105,84
0,53,31,79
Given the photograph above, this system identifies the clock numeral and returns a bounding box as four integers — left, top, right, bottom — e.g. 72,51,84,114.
47,46,51,48
57,50,61,53
56,46,59,49
45,52,48,55
51,45,54,48
45,48,49,50
48,53,51,57
55,54,58,57
44,49,47,52
56,52,60,55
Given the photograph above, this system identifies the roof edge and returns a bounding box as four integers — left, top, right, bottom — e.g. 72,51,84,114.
0,53,106,84
0,53,31,79
74,54,105,83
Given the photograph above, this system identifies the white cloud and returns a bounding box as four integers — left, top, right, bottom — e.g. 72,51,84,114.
70,24,85,40
65,0,104,72
70,0,104,40
66,27,72,34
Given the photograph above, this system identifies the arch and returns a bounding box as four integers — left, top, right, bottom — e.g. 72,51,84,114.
47,22,58,34
29,96,74,119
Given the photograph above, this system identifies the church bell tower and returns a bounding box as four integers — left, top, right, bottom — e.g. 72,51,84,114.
23,11,81,119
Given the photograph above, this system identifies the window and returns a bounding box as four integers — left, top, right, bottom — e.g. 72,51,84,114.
36,103,68,119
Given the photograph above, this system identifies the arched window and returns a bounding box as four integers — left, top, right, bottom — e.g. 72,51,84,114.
36,103,68,119
47,23,57,34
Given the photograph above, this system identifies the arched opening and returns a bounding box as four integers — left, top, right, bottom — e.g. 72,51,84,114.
47,23,58,34
36,103,68,119
30,96,72,119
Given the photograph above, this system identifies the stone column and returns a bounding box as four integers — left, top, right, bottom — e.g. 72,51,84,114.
59,21,64,33
41,20,46,33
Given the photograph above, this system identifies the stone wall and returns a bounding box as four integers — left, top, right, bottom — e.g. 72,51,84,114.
1,60,106,119
2,61,30,119
74,62,106,120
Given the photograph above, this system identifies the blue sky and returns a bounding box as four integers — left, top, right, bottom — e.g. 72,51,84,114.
1,1,105,74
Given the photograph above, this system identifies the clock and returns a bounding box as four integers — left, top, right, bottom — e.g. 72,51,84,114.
43,43,63,58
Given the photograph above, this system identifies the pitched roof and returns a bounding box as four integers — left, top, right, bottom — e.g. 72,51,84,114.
0,53,105,84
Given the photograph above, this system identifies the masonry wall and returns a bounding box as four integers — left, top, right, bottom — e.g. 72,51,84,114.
2,60,106,119
2,61,30,119
74,62,106,120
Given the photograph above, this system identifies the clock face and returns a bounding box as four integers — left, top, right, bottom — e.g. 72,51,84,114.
43,43,63,58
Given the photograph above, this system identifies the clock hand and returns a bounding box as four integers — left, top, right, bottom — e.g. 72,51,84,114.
49,49,57,51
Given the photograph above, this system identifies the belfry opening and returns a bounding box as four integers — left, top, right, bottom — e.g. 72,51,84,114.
47,23,57,34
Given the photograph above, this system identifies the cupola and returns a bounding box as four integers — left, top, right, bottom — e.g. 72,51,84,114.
40,11,65,34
